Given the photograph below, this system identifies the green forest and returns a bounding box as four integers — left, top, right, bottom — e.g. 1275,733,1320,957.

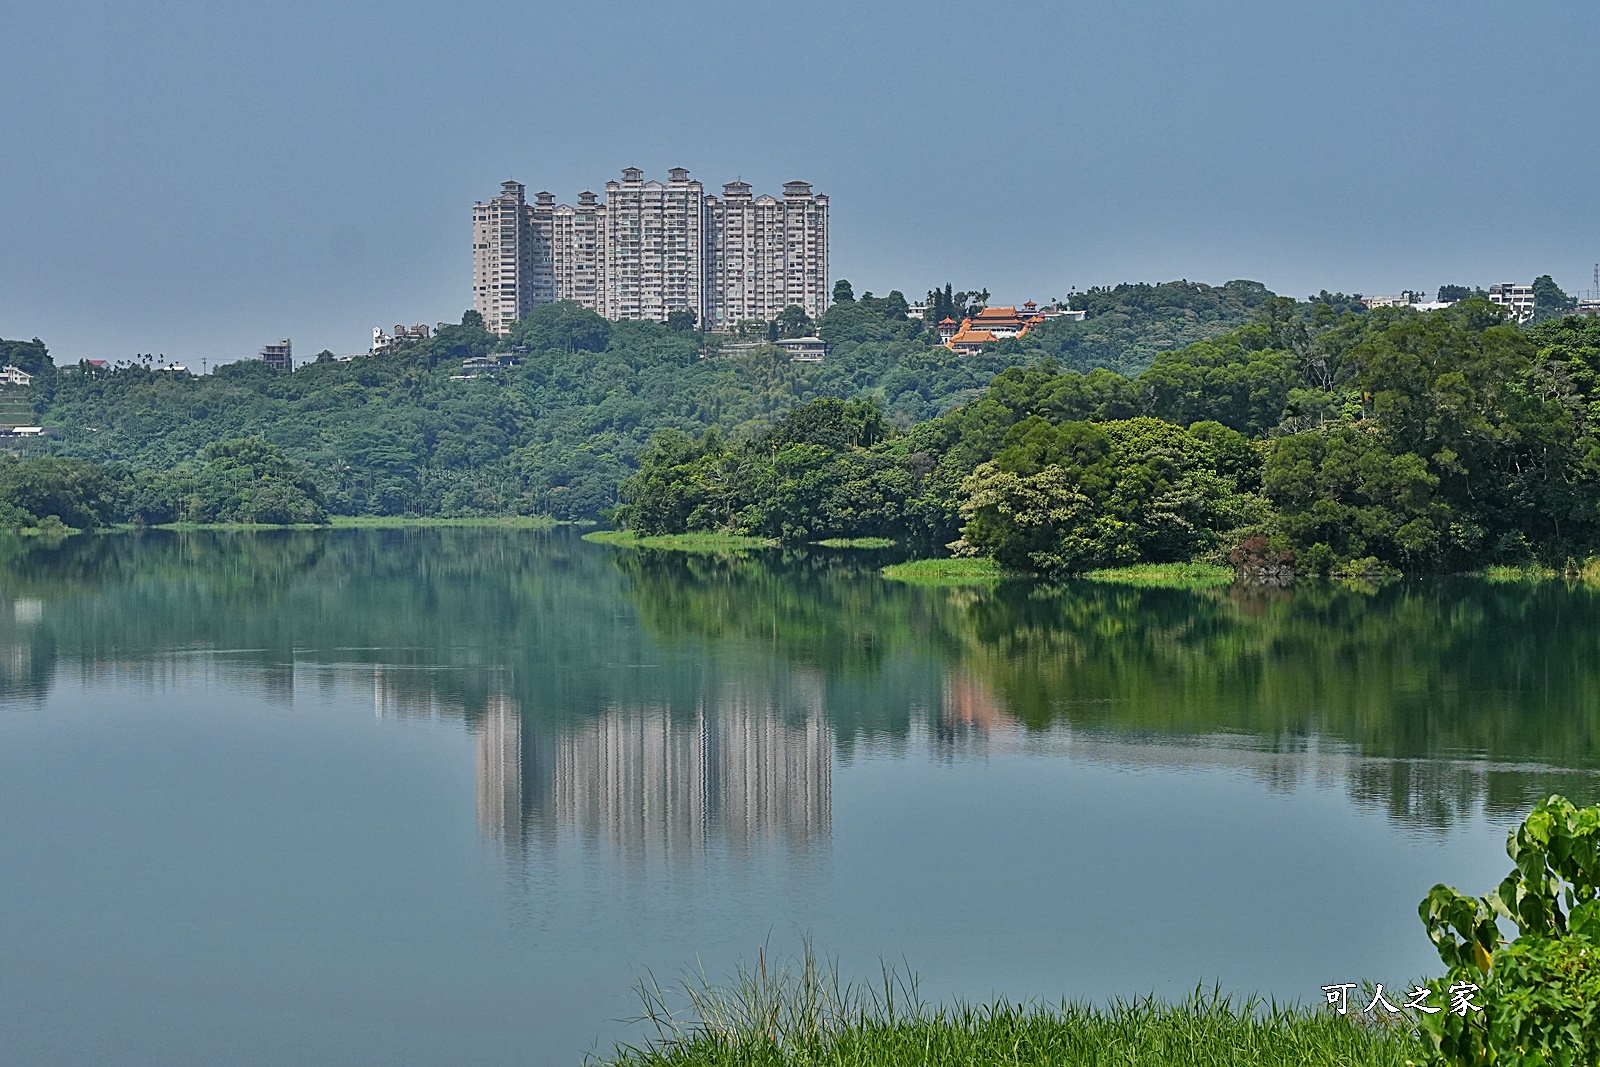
618,301,1600,575
0,281,1259,526
7,279,1600,576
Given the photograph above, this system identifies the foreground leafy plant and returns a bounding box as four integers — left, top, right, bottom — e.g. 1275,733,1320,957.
1415,795,1600,1065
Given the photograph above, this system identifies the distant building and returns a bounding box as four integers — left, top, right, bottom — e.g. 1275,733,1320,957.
775,336,827,362
462,353,518,372
944,304,1048,355
604,167,708,324
548,191,607,309
705,338,772,359
451,353,519,380
704,179,829,330
372,323,431,353
157,363,189,374
471,169,829,334
472,180,542,335
1363,291,1454,312
260,339,293,370
1039,307,1087,322
1489,282,1536,322
0,366,32,387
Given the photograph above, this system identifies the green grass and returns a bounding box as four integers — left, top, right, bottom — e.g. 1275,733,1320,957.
1479,563,1561,582
328,515,562,529
815,537,895,549
584,530,778,551
145,521,331,531
884,559,1234,589
600,951,1418,1067
881,558,1004,585
1079,562,1234,588
1477,559,1600,585
127,516,564,533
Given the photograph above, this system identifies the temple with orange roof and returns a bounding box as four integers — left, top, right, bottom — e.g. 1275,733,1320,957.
940,302,1049,355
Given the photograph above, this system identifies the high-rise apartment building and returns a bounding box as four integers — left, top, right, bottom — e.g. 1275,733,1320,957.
472,170,828,334
472,181,546,335
603,167,707,323
705,180,829,330
551,191,606,309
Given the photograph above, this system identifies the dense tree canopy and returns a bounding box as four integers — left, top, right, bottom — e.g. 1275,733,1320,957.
19,283,1266,528
616,303,1600,575
18,282,1600,575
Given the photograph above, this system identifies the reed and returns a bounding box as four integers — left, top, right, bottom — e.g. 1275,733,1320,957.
583,530,777,551
1078,562,1234,588
599,949,1418,1067
880,558,1004,584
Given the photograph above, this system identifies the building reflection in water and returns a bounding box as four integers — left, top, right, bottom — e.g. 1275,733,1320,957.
472,683,831,862
475,694,525,845
4,639,1589,842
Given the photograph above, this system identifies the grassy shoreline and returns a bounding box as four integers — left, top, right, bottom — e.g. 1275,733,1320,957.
881,557,1006,584
327,515,564,529
583,530,778,551
604,1000,1416,1066
600,954,1417,1067
882,558,1235,589
1079,562,1234,588
115,515,568,533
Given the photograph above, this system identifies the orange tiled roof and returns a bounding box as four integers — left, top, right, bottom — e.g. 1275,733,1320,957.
945,312,1036,352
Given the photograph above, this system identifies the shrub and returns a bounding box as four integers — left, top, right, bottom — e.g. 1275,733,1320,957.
1415,795,1600,1065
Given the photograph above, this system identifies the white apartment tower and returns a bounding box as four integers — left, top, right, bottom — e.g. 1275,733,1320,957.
706,180,829,329
603,167,707,324
472,170,827,332
551,191,607,310
472,181,543,335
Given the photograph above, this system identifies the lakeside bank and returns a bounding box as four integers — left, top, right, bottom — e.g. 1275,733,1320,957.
591,962,1416,1067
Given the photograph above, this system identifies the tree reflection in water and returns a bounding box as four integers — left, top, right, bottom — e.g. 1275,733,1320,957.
1,527,1596,848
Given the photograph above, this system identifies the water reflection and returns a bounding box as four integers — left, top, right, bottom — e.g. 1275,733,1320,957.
1,527,1597,842
474,689,830,860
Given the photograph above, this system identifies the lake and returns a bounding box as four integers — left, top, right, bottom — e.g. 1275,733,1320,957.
3,527,1597,1066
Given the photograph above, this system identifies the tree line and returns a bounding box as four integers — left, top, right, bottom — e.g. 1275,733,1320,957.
13,281,1600,572
614,301,1600,576
6,285,1258,527
0,437,328,533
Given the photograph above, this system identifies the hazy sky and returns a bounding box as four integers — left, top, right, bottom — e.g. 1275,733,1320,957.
3,0,1597,366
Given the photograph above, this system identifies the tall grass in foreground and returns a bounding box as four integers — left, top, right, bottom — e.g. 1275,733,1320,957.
598,950,1418,1067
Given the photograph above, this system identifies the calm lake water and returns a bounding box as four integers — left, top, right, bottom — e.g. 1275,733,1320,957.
3,527,1598,1066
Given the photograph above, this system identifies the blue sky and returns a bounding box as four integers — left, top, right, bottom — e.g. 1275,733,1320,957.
2,0,1597,366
